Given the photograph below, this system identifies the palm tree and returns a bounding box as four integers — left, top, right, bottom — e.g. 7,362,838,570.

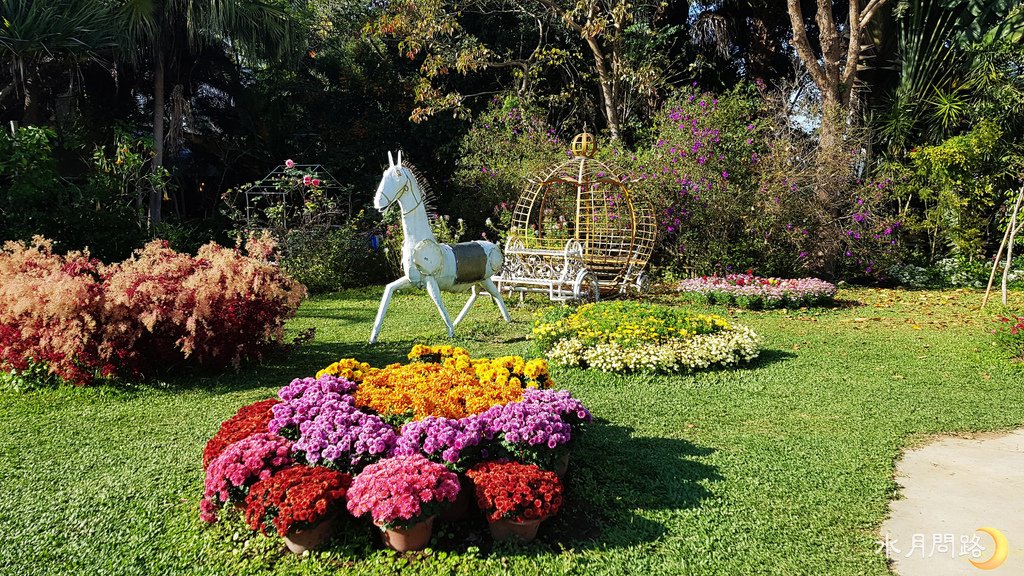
874,0,1024,153
113,0,291,226
0,0,116,124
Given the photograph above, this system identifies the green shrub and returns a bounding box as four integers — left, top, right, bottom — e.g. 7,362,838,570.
994,313,1024,360
0,126,148,261
451,96,567,231
280,217,391,293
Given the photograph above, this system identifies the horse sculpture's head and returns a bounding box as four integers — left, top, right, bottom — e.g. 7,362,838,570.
374,151,410,212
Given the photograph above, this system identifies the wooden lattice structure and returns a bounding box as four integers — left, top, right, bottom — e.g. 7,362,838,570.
501,133,656,295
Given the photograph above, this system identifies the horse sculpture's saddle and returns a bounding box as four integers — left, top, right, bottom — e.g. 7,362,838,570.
452,242,488,283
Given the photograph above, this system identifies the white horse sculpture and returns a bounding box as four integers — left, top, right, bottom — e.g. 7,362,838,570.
369,151,511,344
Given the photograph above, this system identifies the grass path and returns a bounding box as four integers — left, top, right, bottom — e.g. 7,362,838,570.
0,288,1021,575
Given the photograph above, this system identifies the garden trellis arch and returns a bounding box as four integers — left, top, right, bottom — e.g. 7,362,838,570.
242,164,347,231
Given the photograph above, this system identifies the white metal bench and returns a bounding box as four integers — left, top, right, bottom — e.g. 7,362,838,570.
493,237,600,301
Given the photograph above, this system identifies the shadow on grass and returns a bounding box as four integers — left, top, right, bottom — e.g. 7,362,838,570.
93,339,420,397
546,420,719,549
423,420,721,556
746,348,797,370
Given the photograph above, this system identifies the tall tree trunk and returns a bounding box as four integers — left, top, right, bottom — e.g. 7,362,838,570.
787,0,890,154
818,92,844,156
150,51,165,227
22,73,40,125
584,37,621,141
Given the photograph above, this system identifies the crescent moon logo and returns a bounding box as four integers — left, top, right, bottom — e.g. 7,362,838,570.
970,527,1008,570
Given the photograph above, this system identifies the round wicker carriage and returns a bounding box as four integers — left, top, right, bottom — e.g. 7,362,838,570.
503,133,656,295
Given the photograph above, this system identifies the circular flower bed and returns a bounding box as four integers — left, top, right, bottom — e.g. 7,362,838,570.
676,272,836,309
199,345,589,553
532,301,761,373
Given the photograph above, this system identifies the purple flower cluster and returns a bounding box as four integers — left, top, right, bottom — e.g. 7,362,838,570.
392,389,592,470
481,400,572,450
293,399,397,471
269,375,357,437
393,416,493,468
521,388,593,426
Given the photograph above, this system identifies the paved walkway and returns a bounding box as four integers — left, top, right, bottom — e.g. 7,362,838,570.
881,429,1024,575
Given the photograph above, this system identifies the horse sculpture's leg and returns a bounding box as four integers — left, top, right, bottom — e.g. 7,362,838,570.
369,276,412,344
480,278,512,322
453,285,479,327
424,276,455,337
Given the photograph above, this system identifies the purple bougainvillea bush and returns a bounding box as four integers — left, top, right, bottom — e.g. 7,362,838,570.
677,272,837,309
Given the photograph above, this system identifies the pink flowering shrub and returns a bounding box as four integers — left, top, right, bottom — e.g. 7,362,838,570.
346,454,460,529
0,236,306,386
200,433,294,523
104,238,306,373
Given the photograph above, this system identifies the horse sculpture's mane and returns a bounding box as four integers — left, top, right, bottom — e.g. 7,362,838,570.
401,160,438,219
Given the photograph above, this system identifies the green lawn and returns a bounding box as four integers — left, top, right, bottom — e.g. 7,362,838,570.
1,287,1022,575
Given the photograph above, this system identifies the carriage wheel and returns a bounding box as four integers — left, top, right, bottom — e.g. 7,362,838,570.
573,271,600,302
628,272,648,296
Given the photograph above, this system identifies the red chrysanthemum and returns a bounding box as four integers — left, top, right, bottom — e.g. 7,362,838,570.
466,460,563,522
245,465,352,536
202,398,280,468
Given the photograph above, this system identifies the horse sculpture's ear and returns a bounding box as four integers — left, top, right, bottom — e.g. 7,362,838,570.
397,150,402,166
387,151,395,168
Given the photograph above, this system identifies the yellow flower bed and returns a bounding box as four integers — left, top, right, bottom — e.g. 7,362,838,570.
321,345,555,421
532,301,760,373
316,358,376,383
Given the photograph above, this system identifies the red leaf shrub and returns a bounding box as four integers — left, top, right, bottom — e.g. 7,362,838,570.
0,237,106,385
466,460,563,522
245,466,352,536
203,398,280,468
0,236,306,386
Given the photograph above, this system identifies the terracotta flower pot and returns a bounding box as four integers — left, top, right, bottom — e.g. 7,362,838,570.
488,517,544,542
283,514,338,554
379,515,435,552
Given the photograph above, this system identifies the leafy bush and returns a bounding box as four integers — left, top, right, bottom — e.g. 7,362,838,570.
0,236,306,386
451,97,568,229
617,85,902,279
884,120,1021,260
994,313,1024,360
0,126,149,262
279,215,391,293
886,254,1024,288
627,85,768,275
0,237,107,386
